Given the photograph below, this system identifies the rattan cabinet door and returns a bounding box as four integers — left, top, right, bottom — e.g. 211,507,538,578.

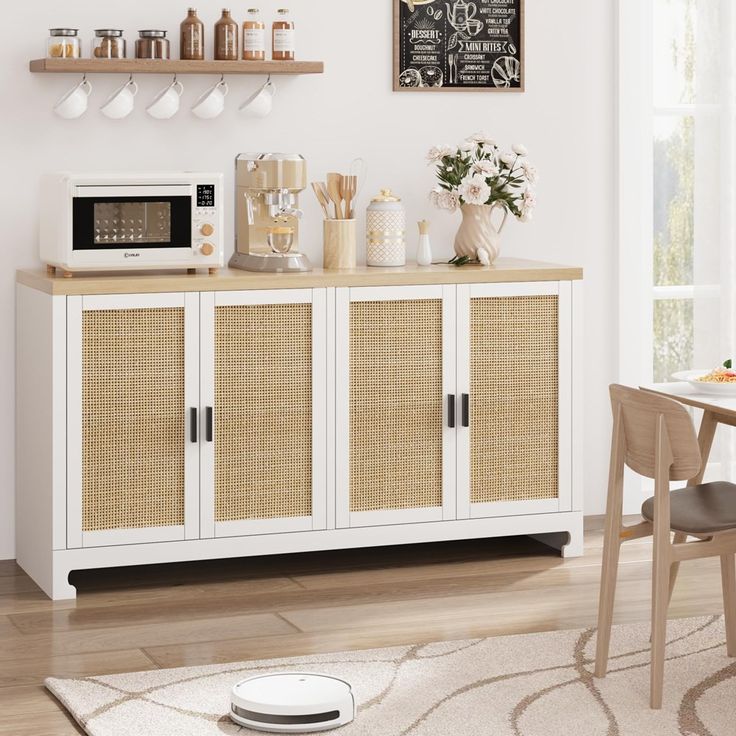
456,282,572,519
200,290,327,538
67,293,200,549
336,286,457,528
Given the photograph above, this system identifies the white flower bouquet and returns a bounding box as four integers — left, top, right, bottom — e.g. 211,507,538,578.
428,134,537,222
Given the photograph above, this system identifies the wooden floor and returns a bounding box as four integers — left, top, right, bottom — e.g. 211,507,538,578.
0,520,728,735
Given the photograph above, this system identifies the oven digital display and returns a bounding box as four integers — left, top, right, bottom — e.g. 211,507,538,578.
197,184,215,208
93,202,171,245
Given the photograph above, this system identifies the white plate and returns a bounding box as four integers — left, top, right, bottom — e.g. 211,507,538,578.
672,369,736,396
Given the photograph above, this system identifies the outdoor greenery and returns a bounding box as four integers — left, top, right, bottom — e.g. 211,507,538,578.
652,0,695,382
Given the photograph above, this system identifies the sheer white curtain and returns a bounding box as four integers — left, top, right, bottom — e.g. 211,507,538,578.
619,0,736,498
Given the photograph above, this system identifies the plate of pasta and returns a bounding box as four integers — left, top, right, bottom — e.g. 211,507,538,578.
673,361,736,395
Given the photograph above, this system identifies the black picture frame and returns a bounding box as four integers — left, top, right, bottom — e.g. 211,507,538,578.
393,0,525,92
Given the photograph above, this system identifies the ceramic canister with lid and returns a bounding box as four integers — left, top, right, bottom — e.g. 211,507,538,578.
366,189,406,267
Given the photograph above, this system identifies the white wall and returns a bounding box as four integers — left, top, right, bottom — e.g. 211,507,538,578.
0,0,617,559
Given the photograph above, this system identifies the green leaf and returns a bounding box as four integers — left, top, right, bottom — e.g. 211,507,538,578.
448,255,471,267
725,359,733,369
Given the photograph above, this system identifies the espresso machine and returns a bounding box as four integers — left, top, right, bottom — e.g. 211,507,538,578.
230,152,312,272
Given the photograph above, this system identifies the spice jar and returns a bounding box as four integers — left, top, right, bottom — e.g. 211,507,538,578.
366,189,406,267
92,29,126,59
136,30,170,60
243,8,266,61
272,8,295,61
47,29,81,59
180,8,204,60
215,9,239,61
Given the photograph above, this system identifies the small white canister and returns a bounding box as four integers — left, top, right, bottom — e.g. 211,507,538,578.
366,189,406,267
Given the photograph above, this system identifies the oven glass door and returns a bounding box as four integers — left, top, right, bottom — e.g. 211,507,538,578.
72,189,192,251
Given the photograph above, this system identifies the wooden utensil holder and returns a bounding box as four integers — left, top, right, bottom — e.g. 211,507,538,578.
323,219,357,270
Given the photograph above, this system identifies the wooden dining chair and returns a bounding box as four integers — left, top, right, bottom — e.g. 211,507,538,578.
594,384,736,709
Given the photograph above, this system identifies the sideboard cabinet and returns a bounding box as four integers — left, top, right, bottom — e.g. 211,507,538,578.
16,261,583,599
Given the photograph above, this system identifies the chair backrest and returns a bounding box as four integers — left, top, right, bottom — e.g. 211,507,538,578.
609,385,701,481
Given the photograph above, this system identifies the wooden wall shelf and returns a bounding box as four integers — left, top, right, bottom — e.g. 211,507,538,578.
29,58,324,75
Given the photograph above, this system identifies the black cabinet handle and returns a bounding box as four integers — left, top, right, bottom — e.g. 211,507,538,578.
462,393,470,428
447,394,456,428
189,408,198,443
205,406,214,443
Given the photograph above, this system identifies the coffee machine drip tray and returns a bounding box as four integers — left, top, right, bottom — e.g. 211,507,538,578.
229,251,313,273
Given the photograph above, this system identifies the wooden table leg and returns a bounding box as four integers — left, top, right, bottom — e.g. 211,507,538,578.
669,410,719,604
690,410,718,485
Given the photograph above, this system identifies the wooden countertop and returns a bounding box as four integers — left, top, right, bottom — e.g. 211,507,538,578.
17,258,583,296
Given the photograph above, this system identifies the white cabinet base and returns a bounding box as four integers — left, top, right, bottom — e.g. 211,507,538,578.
16,272,584,601
32,512,583,600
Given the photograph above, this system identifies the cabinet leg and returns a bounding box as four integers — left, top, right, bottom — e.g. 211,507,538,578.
187,269,196,275
46,265,56,276
208,268,219,275
62,270,73,279
529,517,584,558
51,565,78,601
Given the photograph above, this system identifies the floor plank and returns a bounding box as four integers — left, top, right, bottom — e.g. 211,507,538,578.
0,711,85,736
0,612,296,662
0,649,157,688
0,560,23,578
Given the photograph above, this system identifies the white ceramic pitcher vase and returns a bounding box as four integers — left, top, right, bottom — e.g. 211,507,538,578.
453,203,509,265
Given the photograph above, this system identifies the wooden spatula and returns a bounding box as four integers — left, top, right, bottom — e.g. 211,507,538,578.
326,172,344,220
311,182,331,219
341,175,358,220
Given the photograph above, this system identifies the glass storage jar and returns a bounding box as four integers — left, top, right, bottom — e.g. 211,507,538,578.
92,29,126,59
272,8,295,61
135,30,170,59
47,29,81,59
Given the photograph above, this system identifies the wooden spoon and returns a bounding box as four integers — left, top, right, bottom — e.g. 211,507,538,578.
311,182,331,219
326,172,344,220
341,175,358,220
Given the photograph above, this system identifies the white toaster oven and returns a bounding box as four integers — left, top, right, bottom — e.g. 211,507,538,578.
40,172,225,274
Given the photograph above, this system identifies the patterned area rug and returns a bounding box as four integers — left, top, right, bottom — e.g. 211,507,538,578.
46,616,736,736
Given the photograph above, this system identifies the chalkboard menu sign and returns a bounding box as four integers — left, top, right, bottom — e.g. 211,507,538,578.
393,0,524,92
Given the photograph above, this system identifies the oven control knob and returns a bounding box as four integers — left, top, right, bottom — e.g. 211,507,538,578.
200,223,215,237
200,243,216,256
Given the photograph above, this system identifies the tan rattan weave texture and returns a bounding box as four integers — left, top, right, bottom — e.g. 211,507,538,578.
82,308,185,532
350,299,444,512
214,304,313,522
470,295,559,504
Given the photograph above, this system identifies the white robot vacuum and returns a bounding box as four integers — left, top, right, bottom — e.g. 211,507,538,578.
230,672,355,733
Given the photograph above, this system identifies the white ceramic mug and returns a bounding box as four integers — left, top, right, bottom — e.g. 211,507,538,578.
191,79,228,120
100,77,138,120
239,79,275,118
53,77,92,119
147,78,184,120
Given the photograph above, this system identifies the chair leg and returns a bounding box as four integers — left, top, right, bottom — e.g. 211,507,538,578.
650,545,671,709
668,532,687,606
594,527,621,678
721,554,736,657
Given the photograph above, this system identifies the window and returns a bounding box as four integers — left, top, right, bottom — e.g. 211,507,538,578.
619,0,736,487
